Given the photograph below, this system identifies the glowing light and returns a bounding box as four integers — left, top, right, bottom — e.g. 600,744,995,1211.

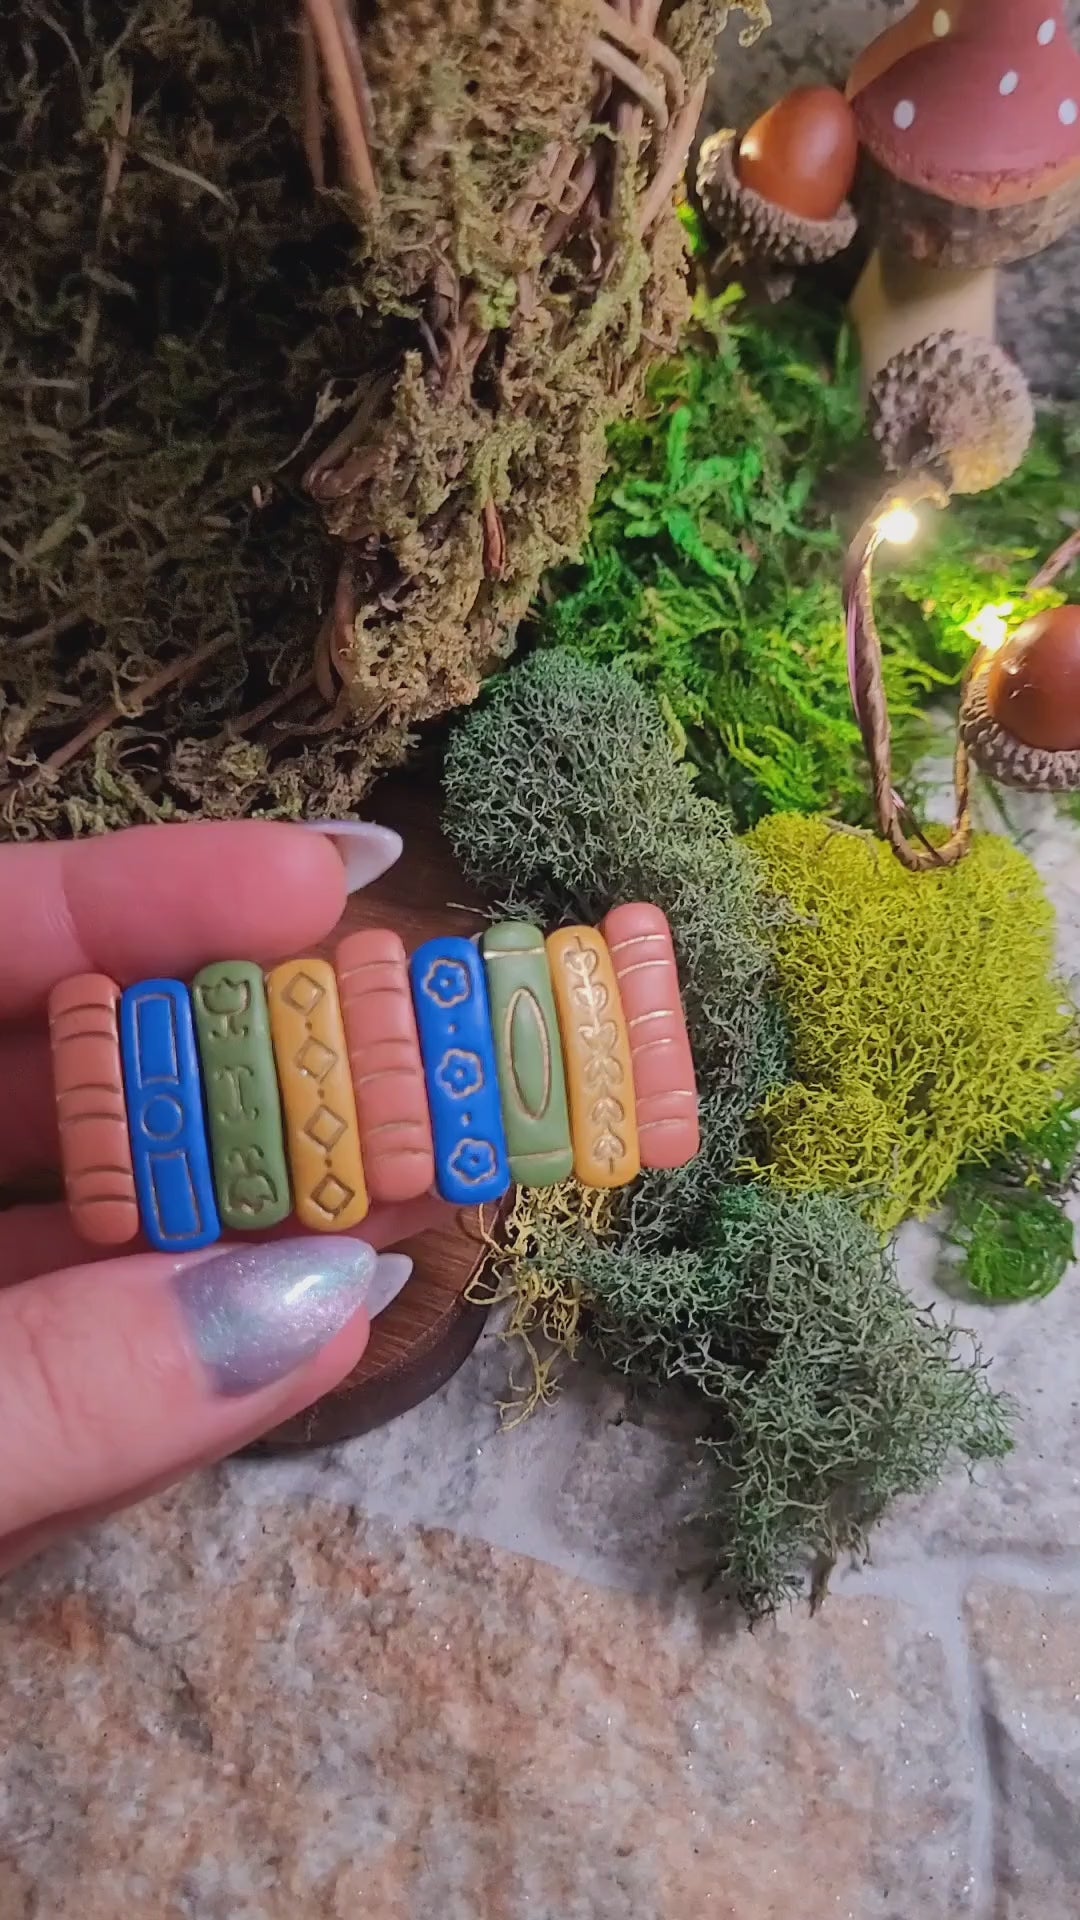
963,601,1015,653
876,505,919,546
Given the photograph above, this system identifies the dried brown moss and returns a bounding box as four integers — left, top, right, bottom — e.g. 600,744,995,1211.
0,0,768,834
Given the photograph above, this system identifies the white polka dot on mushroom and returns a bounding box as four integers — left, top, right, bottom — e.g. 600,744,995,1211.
999,71,1020,96
893,99,916,130
932,8,950,34
1061,98,1079,125
1038,18,1057,44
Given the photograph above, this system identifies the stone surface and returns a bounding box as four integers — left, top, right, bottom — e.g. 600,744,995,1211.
0,1485,976,1920
10,754,1080,1912
966,1584,1080,1912
710,0,1080,398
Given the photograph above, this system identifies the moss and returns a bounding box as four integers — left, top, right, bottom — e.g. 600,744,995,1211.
443,647,786,1163
533,292,1076,828
573,1187,1011,1616
444,653,1012,1613
2,0,761,830
948,1089,1080,1302
747,815,1079,1231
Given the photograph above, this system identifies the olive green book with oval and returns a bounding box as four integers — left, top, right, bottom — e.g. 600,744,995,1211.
482,923,573,1188
192,961,292,1231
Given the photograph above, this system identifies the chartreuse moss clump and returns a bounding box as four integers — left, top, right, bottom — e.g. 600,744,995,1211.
570,1188,1011,1615
534,293,1074,827
444,653,1012,1613
747,815,1079,1233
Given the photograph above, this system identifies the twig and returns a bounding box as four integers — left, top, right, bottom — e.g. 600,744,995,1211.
298,12,326,191
313,560,356,702
77,68,133,374
0,633,235,808
843,478,969,874
222,669,317,741
1027,527,1080,597
482,499,507,580
639,72,707,232
541,152,599,254
588,36,669,129
6,608,84,650
302,0,379,213
591,0,685,105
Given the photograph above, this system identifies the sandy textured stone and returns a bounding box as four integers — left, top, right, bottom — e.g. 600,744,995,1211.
709,0,1080,399
0,1485,976,1920
966,1584,1080,1912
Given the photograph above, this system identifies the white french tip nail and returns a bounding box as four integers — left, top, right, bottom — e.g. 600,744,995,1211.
367,1253,414,1320
302,820,404,893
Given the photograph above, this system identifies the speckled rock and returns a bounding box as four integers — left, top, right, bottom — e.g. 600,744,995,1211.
708,0,1080,397
0,1487,976,1920
965,1584,1080,1913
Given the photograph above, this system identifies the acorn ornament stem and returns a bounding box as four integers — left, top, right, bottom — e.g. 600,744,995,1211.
844,475,972,873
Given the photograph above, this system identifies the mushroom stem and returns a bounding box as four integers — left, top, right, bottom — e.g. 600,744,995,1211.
850,246,998,392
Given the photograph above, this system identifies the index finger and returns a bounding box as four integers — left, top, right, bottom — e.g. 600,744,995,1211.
0,822,349,1018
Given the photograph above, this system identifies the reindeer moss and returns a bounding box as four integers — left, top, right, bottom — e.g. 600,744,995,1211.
747,815,1079,1232
575,1189,1011,1615
1,0,768,832
445,653,1012,1612
443,646,786,1161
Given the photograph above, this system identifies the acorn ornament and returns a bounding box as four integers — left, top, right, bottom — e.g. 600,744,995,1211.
696,86,858,268
960,605,1080,791
868,329,1035,495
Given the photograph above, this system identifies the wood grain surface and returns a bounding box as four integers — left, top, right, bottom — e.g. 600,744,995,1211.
259,775,497,1448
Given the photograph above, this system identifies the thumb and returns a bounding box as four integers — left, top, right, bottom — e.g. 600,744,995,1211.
0,1237,398,1543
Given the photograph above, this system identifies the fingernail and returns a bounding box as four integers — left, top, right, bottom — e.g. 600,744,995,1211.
173,1236,380,1397
302,820,403,893
366,1252,413,1320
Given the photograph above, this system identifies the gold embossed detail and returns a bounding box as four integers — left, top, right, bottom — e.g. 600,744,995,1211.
562,943,626,1168
266,958,368,1231
547,928,640,1189
505,985,552,1124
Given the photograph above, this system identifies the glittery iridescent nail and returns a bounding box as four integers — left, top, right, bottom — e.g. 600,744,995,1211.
173,1236,396,1396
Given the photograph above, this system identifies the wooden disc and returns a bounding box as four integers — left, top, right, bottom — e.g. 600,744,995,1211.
257,776,496,1450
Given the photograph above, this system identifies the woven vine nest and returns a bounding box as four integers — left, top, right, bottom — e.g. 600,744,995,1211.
959,660,1080,793
695,128,856,267
0,0,769,836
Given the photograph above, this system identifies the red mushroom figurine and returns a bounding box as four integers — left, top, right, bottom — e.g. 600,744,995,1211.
847,0,959,101
849,0,1080,385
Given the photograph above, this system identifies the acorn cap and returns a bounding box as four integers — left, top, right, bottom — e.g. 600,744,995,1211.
852,1,1080,268
960,655,1080,790
868,329,1034,495
695,130,857,267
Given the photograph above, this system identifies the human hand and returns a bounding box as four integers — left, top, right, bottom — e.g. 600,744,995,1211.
0,819,446,1574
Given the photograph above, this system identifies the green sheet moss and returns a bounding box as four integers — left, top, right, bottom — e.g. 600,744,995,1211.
534,293,1076,827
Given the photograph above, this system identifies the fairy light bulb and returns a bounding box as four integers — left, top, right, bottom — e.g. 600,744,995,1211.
964,601,1015,653
876,505,919,546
